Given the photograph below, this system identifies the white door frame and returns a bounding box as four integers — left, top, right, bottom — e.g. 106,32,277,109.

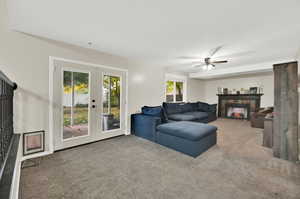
49,56,129,153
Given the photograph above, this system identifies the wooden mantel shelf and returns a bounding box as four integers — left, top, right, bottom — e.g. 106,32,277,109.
217,94,264,96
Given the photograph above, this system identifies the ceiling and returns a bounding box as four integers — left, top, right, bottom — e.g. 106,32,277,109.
7,0,300,79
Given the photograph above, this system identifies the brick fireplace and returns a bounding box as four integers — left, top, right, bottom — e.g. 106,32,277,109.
217,94,263,120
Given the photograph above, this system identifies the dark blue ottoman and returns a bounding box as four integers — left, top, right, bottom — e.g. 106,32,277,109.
156,121,217,157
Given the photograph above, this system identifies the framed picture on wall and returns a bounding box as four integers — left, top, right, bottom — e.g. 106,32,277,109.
23,131,45,156
249,87,258,94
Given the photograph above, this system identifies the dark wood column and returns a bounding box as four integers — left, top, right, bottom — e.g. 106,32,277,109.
273,61,299,162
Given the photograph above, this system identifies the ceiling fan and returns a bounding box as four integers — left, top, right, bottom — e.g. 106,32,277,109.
194,57,228,71
180,46,229,71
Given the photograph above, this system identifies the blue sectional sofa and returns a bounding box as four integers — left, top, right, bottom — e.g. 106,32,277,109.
131,102,218,157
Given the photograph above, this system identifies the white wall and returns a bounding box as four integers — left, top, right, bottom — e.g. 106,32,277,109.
187,78,205,102
0,0,204,153
202,73,274,107
0,0,130,152
128,65,166,113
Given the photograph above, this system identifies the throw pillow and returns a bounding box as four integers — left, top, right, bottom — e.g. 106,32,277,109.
141,106,168,123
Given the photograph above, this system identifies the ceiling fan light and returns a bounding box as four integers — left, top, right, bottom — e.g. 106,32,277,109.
202,65,208,70
208,64,213,71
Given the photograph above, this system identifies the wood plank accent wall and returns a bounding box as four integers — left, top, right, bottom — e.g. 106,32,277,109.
273,61,299,162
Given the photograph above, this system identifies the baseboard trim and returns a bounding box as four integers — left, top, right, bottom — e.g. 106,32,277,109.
10,142,53,199
21,151,53,162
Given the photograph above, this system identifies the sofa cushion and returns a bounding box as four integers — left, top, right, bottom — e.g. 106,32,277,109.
168,114,197,121
163,103,185,115
141,106,167,123
183,111,208,120
181,103,193,113
208,104,217,113
157,121,217,141
142,106,161,116
198,102,210,112
189,102,199,110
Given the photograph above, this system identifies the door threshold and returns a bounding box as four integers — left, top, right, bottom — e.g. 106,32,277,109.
54,134,126,152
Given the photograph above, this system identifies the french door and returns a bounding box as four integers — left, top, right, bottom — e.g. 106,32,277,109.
52,60,127,150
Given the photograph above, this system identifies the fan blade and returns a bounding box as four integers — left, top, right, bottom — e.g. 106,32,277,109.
212,60,228,64
177,56,204,60
214,51,255,60
209,45,223,57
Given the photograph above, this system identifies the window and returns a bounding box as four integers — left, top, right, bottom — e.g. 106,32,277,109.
166,80,185,102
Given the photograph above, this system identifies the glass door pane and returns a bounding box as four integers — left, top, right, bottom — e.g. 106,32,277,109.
166,80,174,102
63,71,89,139
102,75,121,131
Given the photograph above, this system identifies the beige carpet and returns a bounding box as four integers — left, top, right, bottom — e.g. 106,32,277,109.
20,119,300,199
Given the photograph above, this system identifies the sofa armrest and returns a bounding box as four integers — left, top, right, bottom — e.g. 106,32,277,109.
131,113,162,142
208,104,217,113
251,112,267,119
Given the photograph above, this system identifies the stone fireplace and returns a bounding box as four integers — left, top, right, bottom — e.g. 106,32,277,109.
217,94,263,120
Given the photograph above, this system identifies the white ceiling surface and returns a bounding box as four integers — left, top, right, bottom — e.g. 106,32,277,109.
7,0,300,79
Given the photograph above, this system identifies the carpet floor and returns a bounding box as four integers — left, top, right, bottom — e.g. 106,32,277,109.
20,119,300,199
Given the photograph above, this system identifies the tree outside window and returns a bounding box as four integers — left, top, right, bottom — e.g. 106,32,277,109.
166,80,184,102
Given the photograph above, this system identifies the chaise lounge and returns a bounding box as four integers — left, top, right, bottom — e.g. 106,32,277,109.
131,102,218,157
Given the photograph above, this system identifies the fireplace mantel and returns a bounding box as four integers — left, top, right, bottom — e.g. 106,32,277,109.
217,94,263,97
217,93,263,119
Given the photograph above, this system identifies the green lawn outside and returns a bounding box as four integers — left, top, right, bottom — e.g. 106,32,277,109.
64,106,120,126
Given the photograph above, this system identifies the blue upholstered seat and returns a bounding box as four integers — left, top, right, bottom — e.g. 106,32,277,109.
162,102,217,123
183,111,208,120
157,121,217,141
168,114,197,121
